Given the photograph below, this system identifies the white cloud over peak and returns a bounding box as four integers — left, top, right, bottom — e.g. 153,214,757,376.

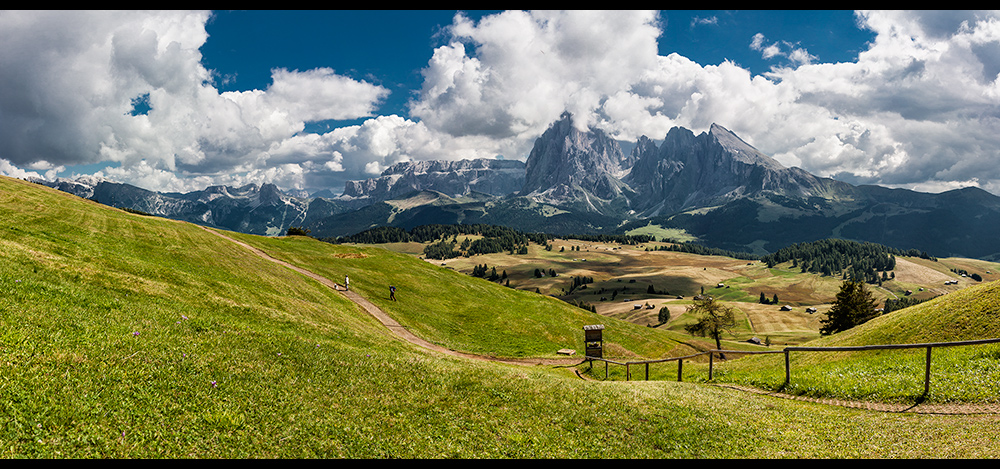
0,10,389,193
2,10,1000,198
410,10,662,146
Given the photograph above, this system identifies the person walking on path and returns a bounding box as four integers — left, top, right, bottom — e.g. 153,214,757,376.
389,285,396,301
344,275,349,291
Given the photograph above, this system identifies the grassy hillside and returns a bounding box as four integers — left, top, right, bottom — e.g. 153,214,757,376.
711,278,1000,403
365,235,998,350
220,232,701,360
4,176,1000,458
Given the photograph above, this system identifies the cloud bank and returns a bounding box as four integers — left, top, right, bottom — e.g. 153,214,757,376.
2,10,1000,196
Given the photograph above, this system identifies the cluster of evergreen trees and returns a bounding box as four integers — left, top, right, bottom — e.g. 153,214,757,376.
471,264,507,282
647,242,759,261
559,233,655,245
760,239,905,284
883,295,936,315
567,299,598,313
902,248,938,261
568,275,594,293
334,223,548,260
333,226,410,244
533,268,557,278
758,292,779,305
423,239,460,260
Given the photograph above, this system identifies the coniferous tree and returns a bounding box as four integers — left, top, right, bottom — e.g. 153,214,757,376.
820,281,880,335
658,306,671,325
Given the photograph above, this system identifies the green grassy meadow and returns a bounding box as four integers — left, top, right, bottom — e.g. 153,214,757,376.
4,176,1000,458
710,279,1000,404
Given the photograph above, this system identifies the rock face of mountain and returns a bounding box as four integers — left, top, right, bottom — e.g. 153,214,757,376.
520,113,635,214
341,158,525,202
624,123,848,216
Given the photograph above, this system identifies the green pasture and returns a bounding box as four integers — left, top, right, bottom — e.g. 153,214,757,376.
3,176,1000,458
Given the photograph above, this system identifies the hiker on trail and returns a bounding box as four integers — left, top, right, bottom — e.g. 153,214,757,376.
345,275,349,291
389,285,396,301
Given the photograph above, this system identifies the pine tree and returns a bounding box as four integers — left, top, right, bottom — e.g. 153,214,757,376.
658,306,671,325
820,281,880,335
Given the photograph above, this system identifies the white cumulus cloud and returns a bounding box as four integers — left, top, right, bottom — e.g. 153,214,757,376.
0,10,389,193
3,10,1000,199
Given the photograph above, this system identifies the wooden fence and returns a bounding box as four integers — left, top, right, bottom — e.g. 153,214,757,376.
585,337,1000,396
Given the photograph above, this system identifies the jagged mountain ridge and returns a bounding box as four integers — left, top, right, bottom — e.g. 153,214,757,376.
623,123,851,217
31,177,355,236
341,158,525,203
319,114,1000,258
30,113,1000,259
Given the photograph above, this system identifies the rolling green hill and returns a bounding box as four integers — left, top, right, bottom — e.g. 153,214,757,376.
712,278,1000,403
3,175,1000,458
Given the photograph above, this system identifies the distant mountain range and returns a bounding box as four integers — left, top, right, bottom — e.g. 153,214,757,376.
31,113,1000,260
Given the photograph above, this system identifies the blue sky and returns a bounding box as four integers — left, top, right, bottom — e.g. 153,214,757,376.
2,10,999,196
199,10,875,124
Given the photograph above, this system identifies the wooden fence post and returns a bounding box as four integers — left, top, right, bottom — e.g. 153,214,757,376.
709,352,714,381
924,346,932,396
626,363,630,381
784,349,790,386
677,359,683,382
645,362,649,381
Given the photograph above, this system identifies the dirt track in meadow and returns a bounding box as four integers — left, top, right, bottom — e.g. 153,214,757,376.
200,226,586,369
202,226,1000,414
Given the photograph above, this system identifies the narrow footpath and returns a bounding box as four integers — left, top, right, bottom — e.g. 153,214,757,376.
201,226,1000,414
201,226,587,370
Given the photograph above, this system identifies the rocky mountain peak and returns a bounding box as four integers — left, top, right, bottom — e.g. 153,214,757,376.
708,123,784,171
619,123,823,215
521,113,627,201
341,158,525,201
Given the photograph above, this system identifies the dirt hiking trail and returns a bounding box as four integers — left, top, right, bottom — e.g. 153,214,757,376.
201,227,584,369
201,226,1000,414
